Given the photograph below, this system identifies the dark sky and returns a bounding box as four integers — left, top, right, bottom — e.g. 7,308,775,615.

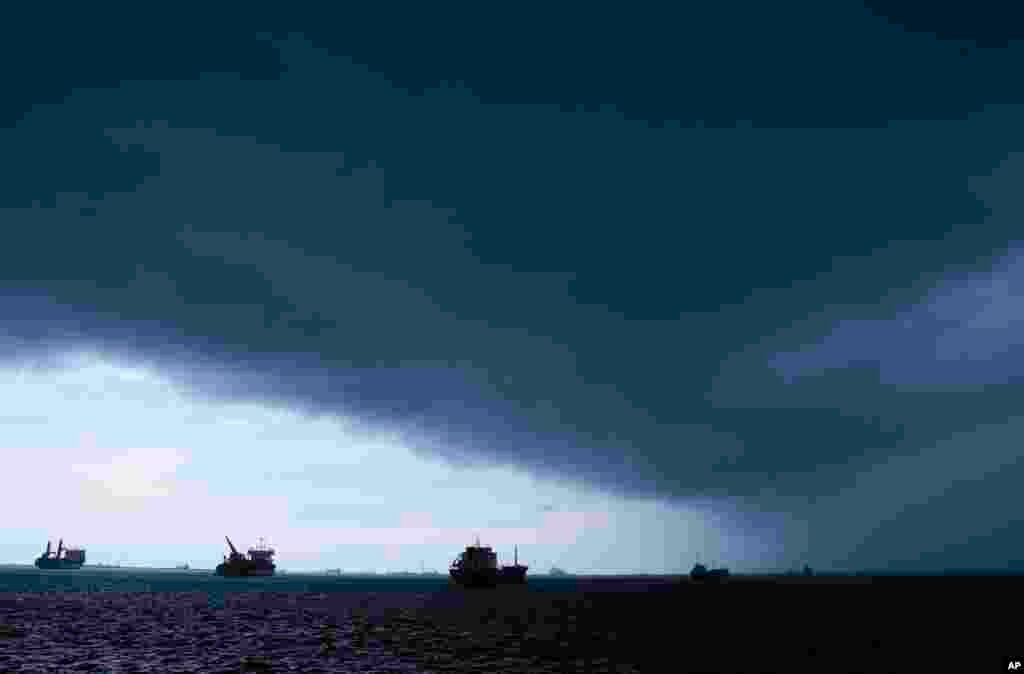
4,2,1024,571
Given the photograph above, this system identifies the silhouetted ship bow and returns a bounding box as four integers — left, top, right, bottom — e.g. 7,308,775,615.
35,539,85,570
215,536,276,577
450,538,528,588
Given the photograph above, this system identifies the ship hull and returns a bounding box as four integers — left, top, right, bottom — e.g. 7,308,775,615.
691,570,729,582
215,562,275,577
35,558,84,570
449,569,499,588
498,566,528,584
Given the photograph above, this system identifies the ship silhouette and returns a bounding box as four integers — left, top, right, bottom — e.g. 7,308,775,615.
215,536,275,577
35,539,85,570
450,537,529,587
690,562,730,582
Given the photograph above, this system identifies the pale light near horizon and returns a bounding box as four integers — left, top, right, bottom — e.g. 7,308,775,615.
0,351,739,573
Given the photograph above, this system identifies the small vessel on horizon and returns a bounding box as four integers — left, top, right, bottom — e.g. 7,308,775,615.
690,562,730,582
35,539,85,570
176,563,190,571
549,566,570,577
215,536,276,577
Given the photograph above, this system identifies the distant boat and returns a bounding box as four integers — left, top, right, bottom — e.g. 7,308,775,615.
176,563,190,571
34,539,85,570
215,536,276,577
690,563,730,582
784,564,815,577
549,566,570,577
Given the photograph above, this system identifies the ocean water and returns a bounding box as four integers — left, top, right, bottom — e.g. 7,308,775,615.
0,566,441,609
0,565,676,608
0,567,690,673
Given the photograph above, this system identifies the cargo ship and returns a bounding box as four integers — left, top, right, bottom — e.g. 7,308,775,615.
450,538,528,587
215,536,276,577
35,539,85,570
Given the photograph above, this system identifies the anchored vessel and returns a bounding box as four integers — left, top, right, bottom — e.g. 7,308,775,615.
690,563,730,582
450,538,528,587
498,545,528,584
35,539,85,570
215,536,276,577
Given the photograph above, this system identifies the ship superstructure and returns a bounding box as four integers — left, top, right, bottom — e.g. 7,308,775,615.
449,536,499,588
215,536,276,577
35,539,86,570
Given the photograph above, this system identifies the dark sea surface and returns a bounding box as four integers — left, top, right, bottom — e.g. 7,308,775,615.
0,566,684,672
1,566,1020,672
0,565,682,606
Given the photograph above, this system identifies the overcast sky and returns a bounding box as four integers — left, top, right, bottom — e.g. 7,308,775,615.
3,3,1024,573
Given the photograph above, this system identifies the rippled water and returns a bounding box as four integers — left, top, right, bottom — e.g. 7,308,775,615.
0,567,673,673
0,565,678,606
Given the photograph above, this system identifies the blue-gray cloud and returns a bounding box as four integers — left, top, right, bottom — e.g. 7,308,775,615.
773,238,1024,387
4,8,1024,570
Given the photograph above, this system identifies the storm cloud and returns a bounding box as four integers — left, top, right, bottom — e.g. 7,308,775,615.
4,4,1024,571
